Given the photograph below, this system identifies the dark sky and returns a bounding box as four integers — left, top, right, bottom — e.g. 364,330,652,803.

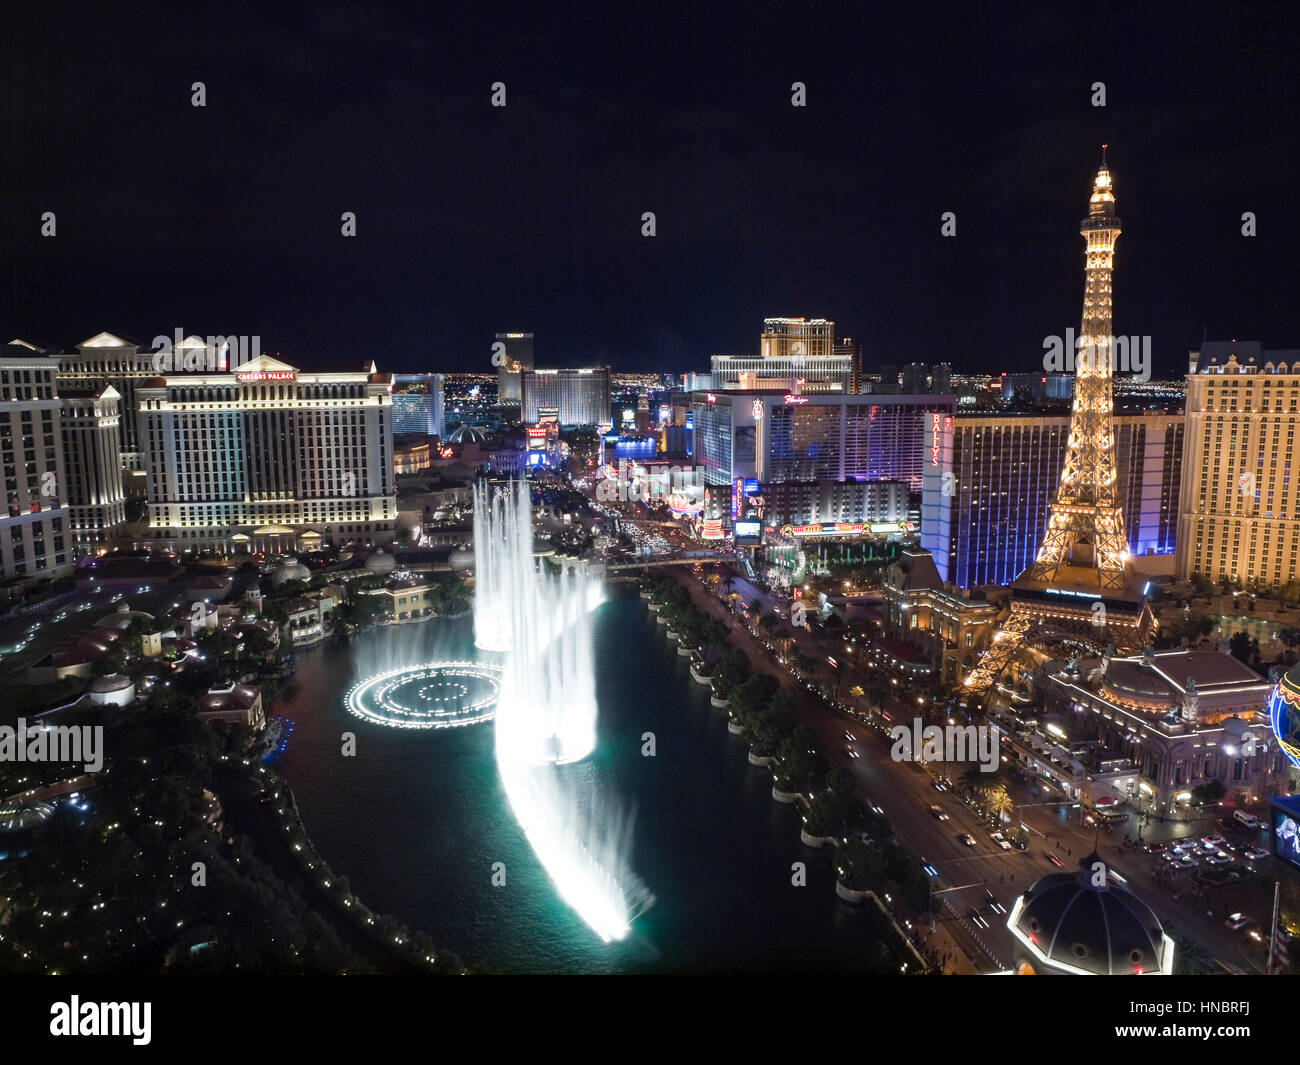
3,1,1299,378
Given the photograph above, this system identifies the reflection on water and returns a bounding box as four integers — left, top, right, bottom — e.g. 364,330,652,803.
275,586,888,973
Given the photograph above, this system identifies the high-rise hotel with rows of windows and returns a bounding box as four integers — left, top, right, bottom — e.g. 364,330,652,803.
137,354,396,554
1177,341,1300,590
0,349,73,585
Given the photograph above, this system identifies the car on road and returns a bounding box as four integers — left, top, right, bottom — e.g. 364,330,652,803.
958,833,976,847
1201,835,1228,851
1243,847,1270,861
843,730,854,741
1205,852,1233,866
989,832,1012,851
1225,912,1252,931
920,858,938,878
845,745,860,759
966,906,990,930
1144,842,1167,853
931,779,947,792
984,889,1007,915
1045,851,1064,867
929,804,949,821
52,610,67,621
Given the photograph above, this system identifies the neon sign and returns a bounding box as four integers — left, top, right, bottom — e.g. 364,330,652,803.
784,395,809,404
237,370,296,383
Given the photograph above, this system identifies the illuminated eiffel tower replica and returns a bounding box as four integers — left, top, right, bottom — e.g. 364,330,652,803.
964,151,1156,703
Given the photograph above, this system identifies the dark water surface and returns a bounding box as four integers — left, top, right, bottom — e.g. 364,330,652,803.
275,584,887,973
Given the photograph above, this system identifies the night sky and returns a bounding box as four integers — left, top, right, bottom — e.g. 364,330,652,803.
3,2,1299,378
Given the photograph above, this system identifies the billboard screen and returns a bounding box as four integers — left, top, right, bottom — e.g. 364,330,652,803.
734,520,762,545
1272,795,1300,870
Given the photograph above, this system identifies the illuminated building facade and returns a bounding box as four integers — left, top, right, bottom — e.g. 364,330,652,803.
833,337,862,394
921,412,1183,588
757,478,909,528
999,372,1074,403
392,373,445,437
495,332,534,405
1176,341,1300,589
881,549,998,684
1034,648,1285,814
520,367,610,427
966,156,1155,699
137,355,396,553
690,390,954,493
59,385,127,554
711,318,852,393
0,352,73,586
56,333,157,467
57,331,256,494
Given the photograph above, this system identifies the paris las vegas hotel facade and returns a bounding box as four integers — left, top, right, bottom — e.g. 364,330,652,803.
137,353,396,554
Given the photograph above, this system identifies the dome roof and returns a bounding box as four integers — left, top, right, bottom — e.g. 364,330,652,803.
446,424,488,444
1101,660,1177,706
1011,860,1172,975
96,607,155,630
447,548,475,574
90,672,133,693
365,549,396,575
271,555,311,588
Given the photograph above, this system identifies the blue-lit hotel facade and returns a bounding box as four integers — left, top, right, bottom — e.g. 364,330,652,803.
922,412,1182,589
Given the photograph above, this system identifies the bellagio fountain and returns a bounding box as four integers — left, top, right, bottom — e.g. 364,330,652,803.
473,478,651,941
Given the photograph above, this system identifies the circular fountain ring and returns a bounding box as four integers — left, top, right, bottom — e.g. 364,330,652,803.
345,661,502,729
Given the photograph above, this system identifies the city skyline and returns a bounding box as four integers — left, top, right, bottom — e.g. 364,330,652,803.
5,0,1300,1009
5,5,1300,376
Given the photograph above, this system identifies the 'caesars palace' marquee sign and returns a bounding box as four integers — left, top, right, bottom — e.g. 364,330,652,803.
237,370,296,383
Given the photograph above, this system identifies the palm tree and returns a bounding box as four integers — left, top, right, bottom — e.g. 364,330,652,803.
1172,931,1217,975
986,785,1013,826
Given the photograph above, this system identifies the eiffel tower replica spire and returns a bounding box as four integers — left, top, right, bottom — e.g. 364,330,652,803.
965,151,1155,700
1025,149,1129,587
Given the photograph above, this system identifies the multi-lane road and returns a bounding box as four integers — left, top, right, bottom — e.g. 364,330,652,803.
667,563,1278,973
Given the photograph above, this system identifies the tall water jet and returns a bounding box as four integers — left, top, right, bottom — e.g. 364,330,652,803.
490,480,597,763
480,477,652,940
472,478,512,652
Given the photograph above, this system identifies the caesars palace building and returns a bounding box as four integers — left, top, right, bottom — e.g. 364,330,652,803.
137,355,396,554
